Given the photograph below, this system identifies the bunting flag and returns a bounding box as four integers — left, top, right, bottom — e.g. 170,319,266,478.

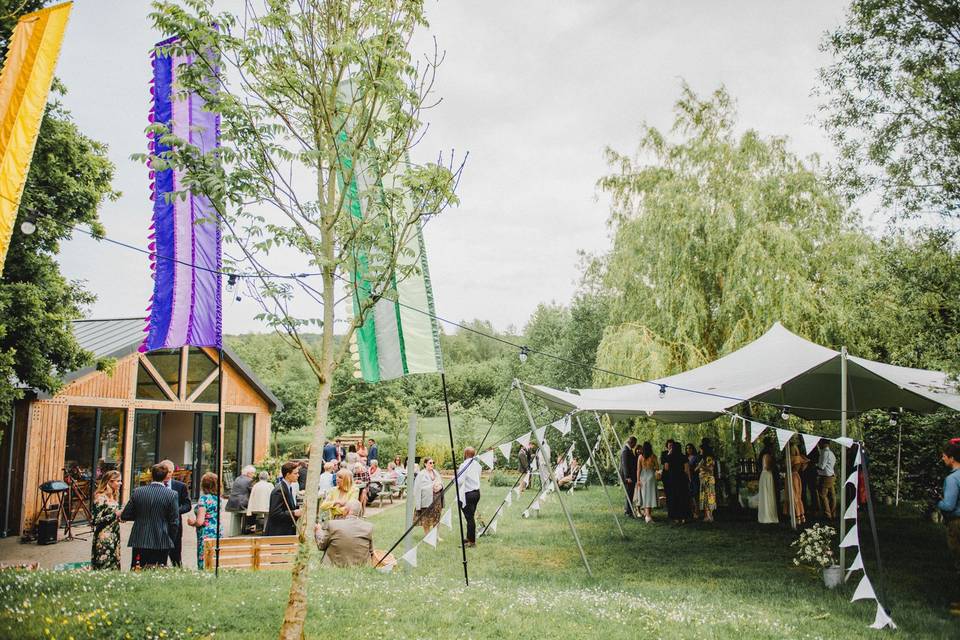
851,575,876,602
853,448,862,467
775,428,795,452
845,470,859,487
839,524,859,548
504,491,512,507
143,35,222,351
522,509,530,519
846,551,864,579
835,437,855,448
422,526,438,548
844,499,858,520
802,433,821,455
0,2,72,275
478,450,496,469
498,441,513,460
534,426,547,444
750,421,767,443
440,508,452,529
400,545,418,568
516,432,531,448
486,518,498,534
513,485,522,497
869,604,897,630
553,416,571,435
531,499,541,511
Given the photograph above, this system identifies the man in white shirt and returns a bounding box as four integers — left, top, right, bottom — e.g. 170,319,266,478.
457,447,482,547
816,440,837,519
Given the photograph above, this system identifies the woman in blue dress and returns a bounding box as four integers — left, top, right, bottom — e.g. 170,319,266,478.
188,472,221,569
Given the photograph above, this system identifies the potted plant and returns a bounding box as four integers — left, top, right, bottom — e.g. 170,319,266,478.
791,524,842,588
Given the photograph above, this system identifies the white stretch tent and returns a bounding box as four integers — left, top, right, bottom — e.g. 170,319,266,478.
523,322,960,422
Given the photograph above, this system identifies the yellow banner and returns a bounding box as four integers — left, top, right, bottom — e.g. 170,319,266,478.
0,2,72,275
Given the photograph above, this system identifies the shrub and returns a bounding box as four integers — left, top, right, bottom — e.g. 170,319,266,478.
489,469,518,487
417,442,450,469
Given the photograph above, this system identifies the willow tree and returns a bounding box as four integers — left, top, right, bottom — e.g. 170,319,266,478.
148,2,458,638
593,85,870,384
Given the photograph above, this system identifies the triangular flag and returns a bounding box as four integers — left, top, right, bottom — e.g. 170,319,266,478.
505,491,513,507
834,437,854,448
564,414,572,433
853,448,862,468
844,499,858,521
750,421,767,443
845,470,859,487
498,441,513,460
568,485,574,494
487,518,498,534
869,603,897,630
839,524,859,548
513,485,521,497
802,433,821,455
478,450,496,469
440,508,452,529
534,426,546,443
516,432,531,448
532,499,541,511
846,550,864,578
776,428,795,452
422,526,438,548
400,545,418,568
851,575,876,602
553,417,571,435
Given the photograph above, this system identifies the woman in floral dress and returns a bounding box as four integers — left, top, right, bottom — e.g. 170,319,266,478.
188,472,221,570
697,452,717,523
90,470,123,570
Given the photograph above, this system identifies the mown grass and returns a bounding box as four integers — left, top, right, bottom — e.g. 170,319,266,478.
1,482,956,639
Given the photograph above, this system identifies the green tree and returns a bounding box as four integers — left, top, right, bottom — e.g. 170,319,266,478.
148,2,459,636
593,84,869,384
0,1,118,420
819,0,960,218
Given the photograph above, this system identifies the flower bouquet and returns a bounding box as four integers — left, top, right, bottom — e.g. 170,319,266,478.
791,524,842,588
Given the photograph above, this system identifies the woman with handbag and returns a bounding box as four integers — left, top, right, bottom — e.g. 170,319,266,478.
188,472,221,570
413,458,444,535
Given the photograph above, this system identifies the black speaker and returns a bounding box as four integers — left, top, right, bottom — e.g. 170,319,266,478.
36,519,58,545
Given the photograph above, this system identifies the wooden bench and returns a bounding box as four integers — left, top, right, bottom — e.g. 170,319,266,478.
202,535,298,570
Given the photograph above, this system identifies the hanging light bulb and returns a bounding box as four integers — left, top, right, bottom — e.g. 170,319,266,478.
226,274,238,291
888,409,898,426
658,384,666,398
518,346,529,365
781,407,790,421
19,214,37,235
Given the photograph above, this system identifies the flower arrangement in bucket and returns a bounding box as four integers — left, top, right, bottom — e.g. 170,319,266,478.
791,524,842,588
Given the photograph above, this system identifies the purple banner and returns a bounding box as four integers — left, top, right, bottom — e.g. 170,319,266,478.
142,37,222,352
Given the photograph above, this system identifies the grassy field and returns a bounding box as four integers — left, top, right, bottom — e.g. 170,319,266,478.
0,482,956,640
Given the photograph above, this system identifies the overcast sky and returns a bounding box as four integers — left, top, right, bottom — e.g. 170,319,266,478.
54,0,849,335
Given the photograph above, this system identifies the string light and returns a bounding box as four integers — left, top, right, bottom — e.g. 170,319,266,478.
781,407,791,421
658,384,666,398
19,213,36,235
518,346,529,365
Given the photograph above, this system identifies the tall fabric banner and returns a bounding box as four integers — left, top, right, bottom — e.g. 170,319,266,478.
344,153,443,382
141,37,222,351
0,2,71,275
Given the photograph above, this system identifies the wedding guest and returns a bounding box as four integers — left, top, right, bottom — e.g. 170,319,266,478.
226,465,256,512
620,436,638,517
159,460,191,567
802,442,821,516
322,440,338,465
636,442,659,523
121,464,179,569
346,444,359,465
937,440,960,616
247,471,274,516
265,462,301,535
385,461,400,482
663,440,691,523
318,461,337,496
356,441,368,462
320,469,359,520
757,442,779,524
335,439,346,462
367,439,378,464
315,499,373,568
188,472,221,570
353,461,372,509
90,470,123,570
458,448,482,547
413,457,444,535
686,443,701,519
697,449,717,523
816,440,837,519
784,443,808,525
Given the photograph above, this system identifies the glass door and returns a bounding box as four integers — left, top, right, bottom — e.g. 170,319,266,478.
132,410,162,487
192,412,219,498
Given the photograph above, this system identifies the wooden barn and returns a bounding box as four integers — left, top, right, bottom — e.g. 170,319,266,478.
0,318,280,536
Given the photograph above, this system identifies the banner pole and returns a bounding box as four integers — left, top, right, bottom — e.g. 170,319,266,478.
215,347,223,577
516,381,592,577
839,346,848,571
441,373,469,587
574,414,624,537
404,412,418,555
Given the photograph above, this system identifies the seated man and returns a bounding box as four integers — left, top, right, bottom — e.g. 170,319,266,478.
314,499,373,568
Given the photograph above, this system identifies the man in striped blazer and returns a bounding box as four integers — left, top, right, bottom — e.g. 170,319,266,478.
121,463,179,569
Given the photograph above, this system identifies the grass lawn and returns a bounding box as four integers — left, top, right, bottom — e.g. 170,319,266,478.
1,482,956,639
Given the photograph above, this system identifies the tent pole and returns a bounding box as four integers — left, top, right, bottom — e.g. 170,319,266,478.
404,412,417,555
574,414,624,538
593,412,639,518
894,422,902,507
517,383,592,577
839,346,848,570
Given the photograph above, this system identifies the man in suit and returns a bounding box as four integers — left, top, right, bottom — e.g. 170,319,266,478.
265,461,301,535
121,463,179,569
159,460,192,566
226,465,256,512
620,436,638,517
322,440,338,466
314,499,373,567
334,439,346,463
367,438,378,465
